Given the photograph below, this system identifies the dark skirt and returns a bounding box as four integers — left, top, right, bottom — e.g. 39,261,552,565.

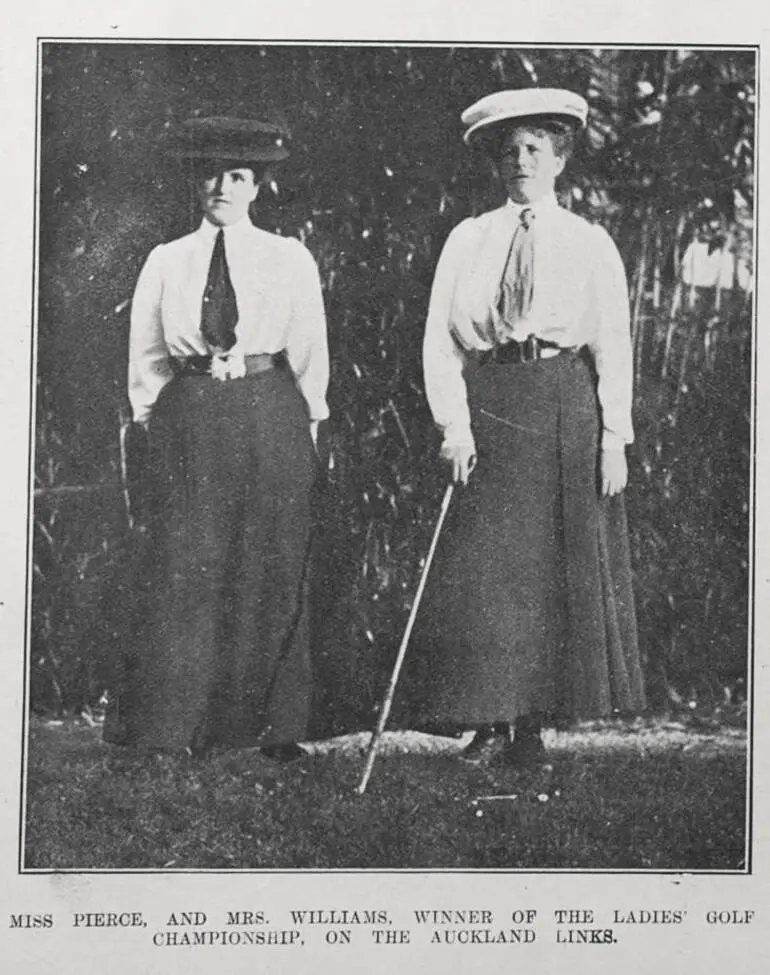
404,350,645,728
103,365,318,752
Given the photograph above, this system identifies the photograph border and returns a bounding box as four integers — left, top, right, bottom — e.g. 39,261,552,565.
20,35,758,878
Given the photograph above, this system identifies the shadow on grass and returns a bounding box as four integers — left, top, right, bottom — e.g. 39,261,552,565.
23,717,747,871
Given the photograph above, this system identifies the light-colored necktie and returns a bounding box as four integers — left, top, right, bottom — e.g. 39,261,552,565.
495,207,535,344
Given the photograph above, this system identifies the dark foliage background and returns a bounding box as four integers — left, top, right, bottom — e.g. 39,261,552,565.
32,44,754,733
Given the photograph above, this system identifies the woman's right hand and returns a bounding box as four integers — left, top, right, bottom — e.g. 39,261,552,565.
441,442,477,486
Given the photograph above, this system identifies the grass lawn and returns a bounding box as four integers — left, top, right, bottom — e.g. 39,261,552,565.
23,715,747,871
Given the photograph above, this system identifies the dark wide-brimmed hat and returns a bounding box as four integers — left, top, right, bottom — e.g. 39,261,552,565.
164,116,291,167
461,88,588,145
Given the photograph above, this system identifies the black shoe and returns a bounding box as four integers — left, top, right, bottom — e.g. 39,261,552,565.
459,727,508,765
261,743,307,763
503,732,547,770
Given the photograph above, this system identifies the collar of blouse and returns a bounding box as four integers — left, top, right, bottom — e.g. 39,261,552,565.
505,191,558,222
197,214,255,242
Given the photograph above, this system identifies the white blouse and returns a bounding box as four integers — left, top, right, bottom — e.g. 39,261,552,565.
423,195,633,451
128,216,329,426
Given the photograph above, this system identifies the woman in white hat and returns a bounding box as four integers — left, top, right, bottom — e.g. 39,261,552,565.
104,118,329,761
412,88,645,765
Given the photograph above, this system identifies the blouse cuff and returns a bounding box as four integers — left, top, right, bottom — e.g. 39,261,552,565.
305,400,330,423
441,423,476,452
601,430,628,452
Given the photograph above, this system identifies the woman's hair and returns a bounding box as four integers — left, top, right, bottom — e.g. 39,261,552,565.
189,160,268,185
478,116,577,163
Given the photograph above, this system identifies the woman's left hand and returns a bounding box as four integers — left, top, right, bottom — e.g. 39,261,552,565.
311,419,333,469
601,447,628,497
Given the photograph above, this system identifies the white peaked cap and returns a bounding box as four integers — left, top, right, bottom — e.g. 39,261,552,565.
461,88,589,144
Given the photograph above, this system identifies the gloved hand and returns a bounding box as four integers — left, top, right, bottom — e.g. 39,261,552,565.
120,420,150,527
441,441,477,486
600,446,628,497
311,419,332,471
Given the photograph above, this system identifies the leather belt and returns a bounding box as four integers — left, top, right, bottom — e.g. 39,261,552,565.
170,352,282,380
487,335,576,365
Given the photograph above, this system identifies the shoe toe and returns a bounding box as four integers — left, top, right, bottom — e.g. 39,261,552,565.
261,743,307,764
459,732,507,766
503,738,547,770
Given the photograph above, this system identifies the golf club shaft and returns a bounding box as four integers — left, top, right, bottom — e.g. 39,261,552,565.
356,481,455,795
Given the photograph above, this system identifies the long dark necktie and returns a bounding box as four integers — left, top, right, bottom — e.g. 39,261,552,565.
201,229,238,351
495,206,536,344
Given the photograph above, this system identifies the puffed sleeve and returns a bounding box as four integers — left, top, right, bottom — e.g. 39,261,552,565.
285,240,330,422
127,245,173,426
422,220,475,449
586,226,634,449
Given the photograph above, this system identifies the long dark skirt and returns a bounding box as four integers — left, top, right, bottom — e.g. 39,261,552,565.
404,350,645,728
103,366,317,752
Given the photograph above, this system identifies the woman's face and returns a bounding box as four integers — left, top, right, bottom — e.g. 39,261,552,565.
197,166,259,226
497,126,566,205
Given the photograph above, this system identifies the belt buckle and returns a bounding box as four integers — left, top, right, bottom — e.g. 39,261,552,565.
211,354,247,381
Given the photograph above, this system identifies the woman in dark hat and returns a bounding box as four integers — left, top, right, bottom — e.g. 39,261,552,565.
413,88,645,765
104,117,328,761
